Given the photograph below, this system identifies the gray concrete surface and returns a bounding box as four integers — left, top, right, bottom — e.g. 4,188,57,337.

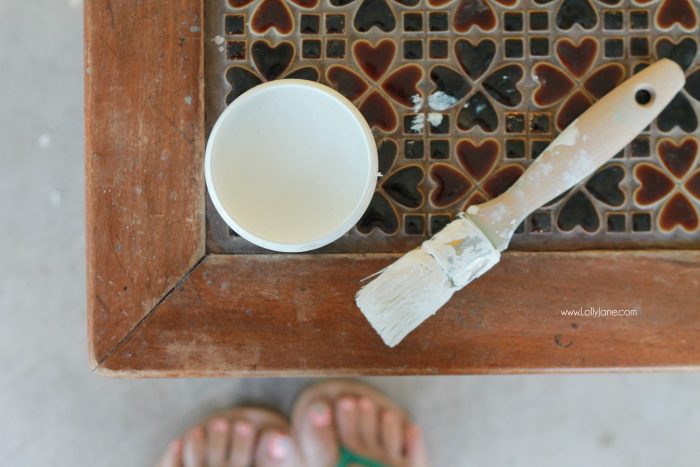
1,1,699,466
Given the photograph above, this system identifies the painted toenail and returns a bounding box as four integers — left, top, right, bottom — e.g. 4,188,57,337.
211,418,228,432
234,421,254,437
383,411,397,423
359,397,373,411
170,439,183,454
339,398,356,412
310,402,331,426
269,434,290,460
407,424,421,439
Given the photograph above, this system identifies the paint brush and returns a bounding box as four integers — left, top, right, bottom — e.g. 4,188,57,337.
356,59,685,347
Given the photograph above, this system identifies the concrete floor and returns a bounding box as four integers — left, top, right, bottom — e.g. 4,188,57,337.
1,1,700,466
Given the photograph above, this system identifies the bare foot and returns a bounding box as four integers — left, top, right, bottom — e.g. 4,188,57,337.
292,381,429,467
157,408,295,467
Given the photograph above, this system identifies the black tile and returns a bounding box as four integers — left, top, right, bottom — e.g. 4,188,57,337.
429,12,449,31
506,113,525,133
226,41,246,60
506,139,525,159
531,140,550,159
225,15,245,35
605,38,624,58
326,14,345,33
629,137,650,158
430,215,451,234
529,11,548,30
603,10,623,30
530,38,549,56
632,212,651,232
629,10,649,29
404,139,424,158
405,215,425,235
530,113,550,134
326,39,345,58
302,39,321,59
404,40,423,59
403,12,423,31
504,12,523,31
531,211,551,232
430,140,450,159
429,40,449,59
630,37,649,57
607,214,626,232
505,39,523,58
300,14,320,34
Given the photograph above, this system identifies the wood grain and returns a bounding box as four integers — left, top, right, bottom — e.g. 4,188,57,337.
86,0,700,377
98,251,700,377
85,0,205,366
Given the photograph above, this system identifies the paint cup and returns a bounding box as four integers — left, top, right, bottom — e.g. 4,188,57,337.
205,80,378,252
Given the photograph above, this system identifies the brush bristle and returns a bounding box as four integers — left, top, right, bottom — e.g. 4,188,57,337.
355,248,457,347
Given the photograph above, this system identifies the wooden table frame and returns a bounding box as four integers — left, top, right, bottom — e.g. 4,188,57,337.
85,0,700,377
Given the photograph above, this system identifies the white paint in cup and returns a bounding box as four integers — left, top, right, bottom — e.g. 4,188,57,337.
205,80,378,252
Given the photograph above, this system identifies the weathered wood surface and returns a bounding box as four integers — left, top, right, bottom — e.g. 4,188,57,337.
86,0,700,377
98,252,700,377
85,0,205,366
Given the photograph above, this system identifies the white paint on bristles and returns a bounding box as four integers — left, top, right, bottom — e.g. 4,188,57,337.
356,216,499,347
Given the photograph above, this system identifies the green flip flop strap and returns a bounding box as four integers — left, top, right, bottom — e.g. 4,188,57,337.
336,445,389,467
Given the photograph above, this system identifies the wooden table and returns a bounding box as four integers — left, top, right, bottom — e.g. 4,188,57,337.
85,0,700,377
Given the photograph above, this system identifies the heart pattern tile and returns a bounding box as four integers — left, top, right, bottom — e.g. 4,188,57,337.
453,0,497,32
556,37,597,79
429,164,472,208
252,41,294,80
455,39,496,80
209,0,700,252
456,139,499,181
354,39,395,81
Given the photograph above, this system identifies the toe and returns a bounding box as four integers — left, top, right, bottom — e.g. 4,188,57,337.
255,430,294,467
158,439,183,467
380,410,404,462
358,397,379,451
183,426,206,467
336,397,362,451
206,418,230,467
228,421,256,467
406,424,429,467
297,400,339,467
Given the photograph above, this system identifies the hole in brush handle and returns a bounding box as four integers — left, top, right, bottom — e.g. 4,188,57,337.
634,87,654,106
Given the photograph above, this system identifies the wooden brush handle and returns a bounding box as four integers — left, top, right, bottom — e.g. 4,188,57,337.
470,59,685,250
